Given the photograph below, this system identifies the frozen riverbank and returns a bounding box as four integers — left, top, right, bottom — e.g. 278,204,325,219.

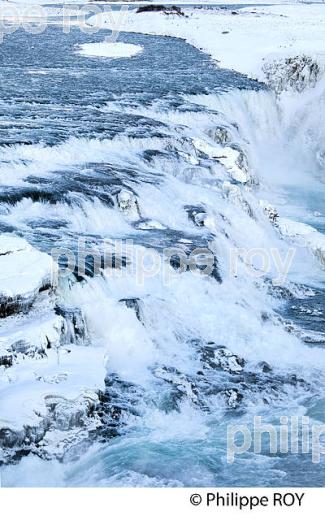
89,4,325,80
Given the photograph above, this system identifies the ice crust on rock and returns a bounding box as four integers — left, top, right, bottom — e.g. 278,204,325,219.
0,235,54,317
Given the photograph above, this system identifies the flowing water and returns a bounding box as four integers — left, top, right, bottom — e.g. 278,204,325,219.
1,25,325,487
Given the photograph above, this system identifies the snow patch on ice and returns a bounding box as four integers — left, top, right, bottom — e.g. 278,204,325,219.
76,41,143,59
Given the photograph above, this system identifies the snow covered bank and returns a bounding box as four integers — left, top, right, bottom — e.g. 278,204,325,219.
89,4,325,81
76,41,143,59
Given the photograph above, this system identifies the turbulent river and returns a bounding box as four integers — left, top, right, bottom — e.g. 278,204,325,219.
0,24,325,486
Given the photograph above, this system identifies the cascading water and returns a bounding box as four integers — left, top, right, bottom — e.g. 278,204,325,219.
0,25,325,487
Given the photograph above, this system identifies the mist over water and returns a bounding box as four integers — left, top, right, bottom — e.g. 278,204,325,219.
1,26,325,487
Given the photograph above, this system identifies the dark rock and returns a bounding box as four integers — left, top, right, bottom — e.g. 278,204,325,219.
257,361,273,373
185,205,206,227
142,149,169,163
0,428,25,449
200,343,245,374
0,355,13,367
0,419,49,454
9,339,46,358
97,374,144,436
152,365,201,409
136,5,185,16
55,304,88,344
263,55,320,94
119,298,143,322
206,126,232,145
0,295,33,318
222,388,244,409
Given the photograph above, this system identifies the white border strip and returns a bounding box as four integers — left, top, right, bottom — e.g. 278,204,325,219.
0,488,323,519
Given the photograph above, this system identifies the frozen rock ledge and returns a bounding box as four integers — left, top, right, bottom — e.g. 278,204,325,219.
76,42,143,59
0,235,54,317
